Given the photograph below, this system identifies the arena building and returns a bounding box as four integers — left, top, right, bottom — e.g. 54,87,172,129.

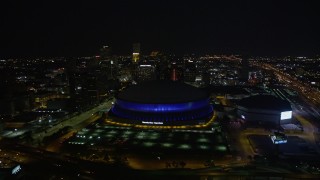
237,95,292,127
108,80,214,128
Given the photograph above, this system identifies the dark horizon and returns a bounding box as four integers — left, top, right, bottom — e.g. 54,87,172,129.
1,0,320,58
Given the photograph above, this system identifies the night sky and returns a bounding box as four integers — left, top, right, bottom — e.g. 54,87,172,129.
1,0,320,57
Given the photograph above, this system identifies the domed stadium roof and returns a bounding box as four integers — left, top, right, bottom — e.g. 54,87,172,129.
238,95,291,111
117,80,209,104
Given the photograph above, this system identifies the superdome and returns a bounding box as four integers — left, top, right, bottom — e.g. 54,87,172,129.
110,81,214,126
117,80,208,104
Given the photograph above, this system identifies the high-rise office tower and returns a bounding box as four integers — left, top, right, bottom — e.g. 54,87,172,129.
132,43,140,63
239,55,249,84
100,45,111,59
136,64,156,82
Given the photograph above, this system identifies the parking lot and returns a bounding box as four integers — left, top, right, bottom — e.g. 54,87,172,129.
66,123,229,155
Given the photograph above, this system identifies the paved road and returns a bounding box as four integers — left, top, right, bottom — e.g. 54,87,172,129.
45,114,101,152
236,112,320,157
31,97,114,143
294,113,320,153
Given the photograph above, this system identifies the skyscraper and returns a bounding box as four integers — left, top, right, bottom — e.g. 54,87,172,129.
136,64,156,82
132,43,140,63
100,45,111,59
239,55,249,84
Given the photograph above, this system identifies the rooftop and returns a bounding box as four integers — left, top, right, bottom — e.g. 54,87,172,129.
238,95,291,111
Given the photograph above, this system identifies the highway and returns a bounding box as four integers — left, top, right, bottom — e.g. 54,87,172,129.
253,62,320,109
293,113,320,153
45,114,101,152
31,97,114,144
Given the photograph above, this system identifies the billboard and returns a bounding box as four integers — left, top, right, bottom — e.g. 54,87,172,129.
270,132,288,144
280,111,292,120
270,135,287,144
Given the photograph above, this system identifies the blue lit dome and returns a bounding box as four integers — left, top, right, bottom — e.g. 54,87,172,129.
110,81,213,125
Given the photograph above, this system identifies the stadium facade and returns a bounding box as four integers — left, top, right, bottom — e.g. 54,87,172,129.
108,81,214,127
237,95,292,126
